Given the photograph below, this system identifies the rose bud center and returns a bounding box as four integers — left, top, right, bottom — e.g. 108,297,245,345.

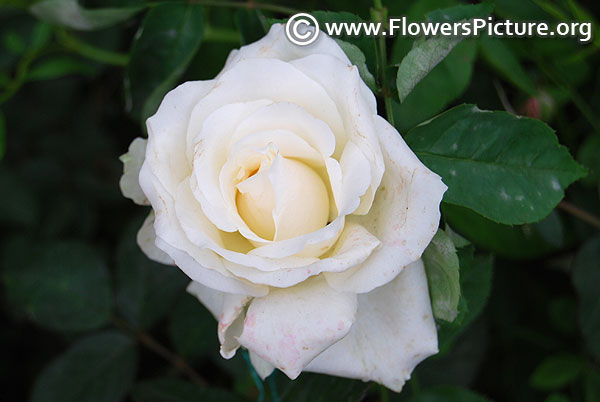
235,144,329,242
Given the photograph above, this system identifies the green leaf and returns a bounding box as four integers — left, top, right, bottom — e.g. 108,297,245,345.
407,385,492,402
530,353,584,390
1,238,112,332
131,378,248,402
426,2,494,23
334,39,377,92
234,9,268,45
456,251,493,324
396,2,492,102
422,229,461,322
169,293,218,358
392,39,477,132
405,104,587,224
443,204,560,259
2,31,27,54
437,249,494,349
30,22,53,51
116,216,189,329
27,57,97,81
444,224,470,248
396,35,461,103
573,236,600,360
30,0,143,31
125,3,204,123
31,331,137,402
479,36,536,95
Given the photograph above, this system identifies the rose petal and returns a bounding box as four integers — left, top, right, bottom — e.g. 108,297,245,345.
250,351,275,380
268,154,329,241
325,116,447,293
136,212,174,265
222,221,379,288
337,141,372,216
139,163,268,297
233,101,336,159
218,128,331,242
248,216,344,260
186,58,345,162
186,281,251,358
119,137,149,205
237,277,357,379
306,259,438,392
223,24,350,71
190,100,273,236
231,101,342,220
145,80,215,197
291,54,383,215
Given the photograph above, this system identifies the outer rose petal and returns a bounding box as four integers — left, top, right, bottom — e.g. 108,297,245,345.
325,116,447,293
222,24,350,72
305,260,438,392
237,277,357,379
140,163,268,297
250,352,275,380
119,137,148,205
145,80,215,197
136,212,174,265
186,281,251,358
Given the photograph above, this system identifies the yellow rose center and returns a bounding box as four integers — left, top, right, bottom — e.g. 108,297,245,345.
235,148,329,241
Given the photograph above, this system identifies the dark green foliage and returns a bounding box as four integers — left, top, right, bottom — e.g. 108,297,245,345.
125,3,205,123
2,238,112,332
31,332,138,402
116,216,189,329
406,104,586,224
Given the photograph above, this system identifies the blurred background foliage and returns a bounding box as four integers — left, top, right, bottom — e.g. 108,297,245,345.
0,0,599,401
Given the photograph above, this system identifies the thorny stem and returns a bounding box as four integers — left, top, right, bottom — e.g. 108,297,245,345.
558,200,600,231
111,316,207,387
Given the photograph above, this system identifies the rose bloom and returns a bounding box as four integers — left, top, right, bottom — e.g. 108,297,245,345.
120,24,446,391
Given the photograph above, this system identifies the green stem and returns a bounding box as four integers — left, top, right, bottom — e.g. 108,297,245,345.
379,384,390,402
56,30,129,67
0,49,38,104
372,0,394,126
204,26,242,43
242,349,265,402
558,200,600,230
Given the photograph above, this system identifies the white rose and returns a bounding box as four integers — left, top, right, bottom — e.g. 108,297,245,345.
121,24,447,391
